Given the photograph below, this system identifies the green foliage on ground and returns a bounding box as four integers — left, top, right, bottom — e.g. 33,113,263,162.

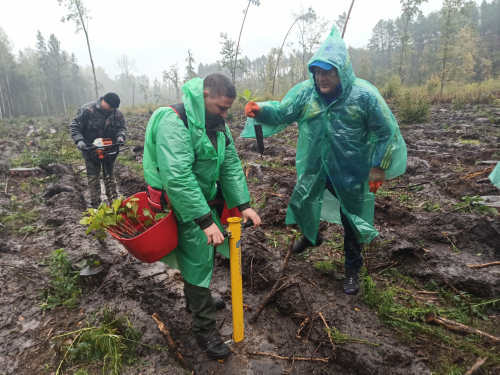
41,249,81,310
361,271,500,374
0,195,40,235
453,195,498,216
53,308,142,375
396,88,430,124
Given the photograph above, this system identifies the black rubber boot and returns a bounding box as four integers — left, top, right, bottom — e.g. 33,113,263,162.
184,282,231,359
103,174,118,204
195,330,231,360
292,234,323,254
343,269,360,295
88,174,101,208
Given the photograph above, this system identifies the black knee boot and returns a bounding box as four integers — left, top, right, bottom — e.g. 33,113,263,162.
183,282,231,359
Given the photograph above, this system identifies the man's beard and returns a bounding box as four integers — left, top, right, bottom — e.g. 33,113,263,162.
205,111,224,124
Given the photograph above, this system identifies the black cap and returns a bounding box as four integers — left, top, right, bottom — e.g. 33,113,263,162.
102,92,120,109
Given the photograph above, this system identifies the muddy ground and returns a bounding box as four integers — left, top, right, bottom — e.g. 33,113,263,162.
0,104,499,374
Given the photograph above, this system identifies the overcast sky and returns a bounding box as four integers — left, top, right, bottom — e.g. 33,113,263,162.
0,0,461,81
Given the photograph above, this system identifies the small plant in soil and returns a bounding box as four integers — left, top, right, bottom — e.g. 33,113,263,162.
41,249,81,310
453,195,498,216
423,201,441,212
53,308,142,375
327,327,380,347
313,260,337,275
80,197,169,240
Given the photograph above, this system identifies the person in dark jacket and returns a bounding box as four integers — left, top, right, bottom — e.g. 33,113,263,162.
70,92,126,207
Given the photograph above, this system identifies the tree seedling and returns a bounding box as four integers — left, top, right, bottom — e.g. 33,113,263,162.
80,197,169,240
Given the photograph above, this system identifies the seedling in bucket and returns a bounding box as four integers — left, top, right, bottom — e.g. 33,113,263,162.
80,192,178,263
80,197,169,240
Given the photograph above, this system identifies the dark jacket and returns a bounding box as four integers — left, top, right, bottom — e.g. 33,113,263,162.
70,101,127,146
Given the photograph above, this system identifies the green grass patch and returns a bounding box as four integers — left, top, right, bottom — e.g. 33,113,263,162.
11,126,81,168
41,249,81,310
53,308,142,375
361,272,500,373
0,195,40,234
458,138,481,145
396,88,430,124
327,327,380,347
313,260,337,275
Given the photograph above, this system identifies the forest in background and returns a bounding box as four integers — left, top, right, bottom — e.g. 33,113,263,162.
0,0,499,118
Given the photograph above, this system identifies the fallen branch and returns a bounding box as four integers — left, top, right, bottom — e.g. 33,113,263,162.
464,357,487,375
151,313,192,370
466,261,500,269
248,351,329,363
296,316,310,339
425,313,500,343
318,312,336,353
461,167,493,180
250,239,294,323
139,271,166,280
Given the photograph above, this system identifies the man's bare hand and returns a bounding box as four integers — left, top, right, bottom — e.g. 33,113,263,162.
369,167,385,182
203,223,225,246
241,208,261,227
369,167,385,193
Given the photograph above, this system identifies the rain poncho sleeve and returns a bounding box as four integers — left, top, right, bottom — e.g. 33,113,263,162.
219,126,251,208
256,82,310,125
155,112,211,223
365,91,397,170
489,162,500,189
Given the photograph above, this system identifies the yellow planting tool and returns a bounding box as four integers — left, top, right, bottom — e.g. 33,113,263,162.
227,217,244,343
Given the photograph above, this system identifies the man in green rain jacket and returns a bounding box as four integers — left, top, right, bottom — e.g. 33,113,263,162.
143,73,261,359
243,26,406,295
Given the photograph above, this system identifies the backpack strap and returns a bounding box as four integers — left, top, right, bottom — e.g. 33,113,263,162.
169,103,188,128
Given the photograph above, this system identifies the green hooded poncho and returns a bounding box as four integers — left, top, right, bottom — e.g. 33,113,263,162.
242,25,407,244
489,162,500,189
143,78,250,287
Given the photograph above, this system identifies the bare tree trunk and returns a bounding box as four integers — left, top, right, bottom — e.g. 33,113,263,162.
232,0,252,83
398,18,409,83
342,0,356,38
76,1,98,98
0,83,5,120
440,8,452,97
42,85,49,116
5,74,14,117
62,89,67,115
132,79,135,107
272,16,301,96
39,97,44,116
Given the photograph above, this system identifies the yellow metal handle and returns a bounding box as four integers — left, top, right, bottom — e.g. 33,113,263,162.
227,217,244,343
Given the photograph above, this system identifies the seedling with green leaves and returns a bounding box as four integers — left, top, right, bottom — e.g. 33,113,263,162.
453,195,498,215
80,197,169,240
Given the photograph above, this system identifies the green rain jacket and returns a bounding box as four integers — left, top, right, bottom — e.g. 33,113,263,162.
489,162,500,189
143,78,250,288
242,25,407,244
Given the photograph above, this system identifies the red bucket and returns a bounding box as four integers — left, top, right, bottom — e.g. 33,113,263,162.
108,192,178,263
220,202,242,224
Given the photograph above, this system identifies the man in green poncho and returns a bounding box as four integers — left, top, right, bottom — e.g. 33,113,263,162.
143,73,261,359
243,25,407,295
489,162,500,189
